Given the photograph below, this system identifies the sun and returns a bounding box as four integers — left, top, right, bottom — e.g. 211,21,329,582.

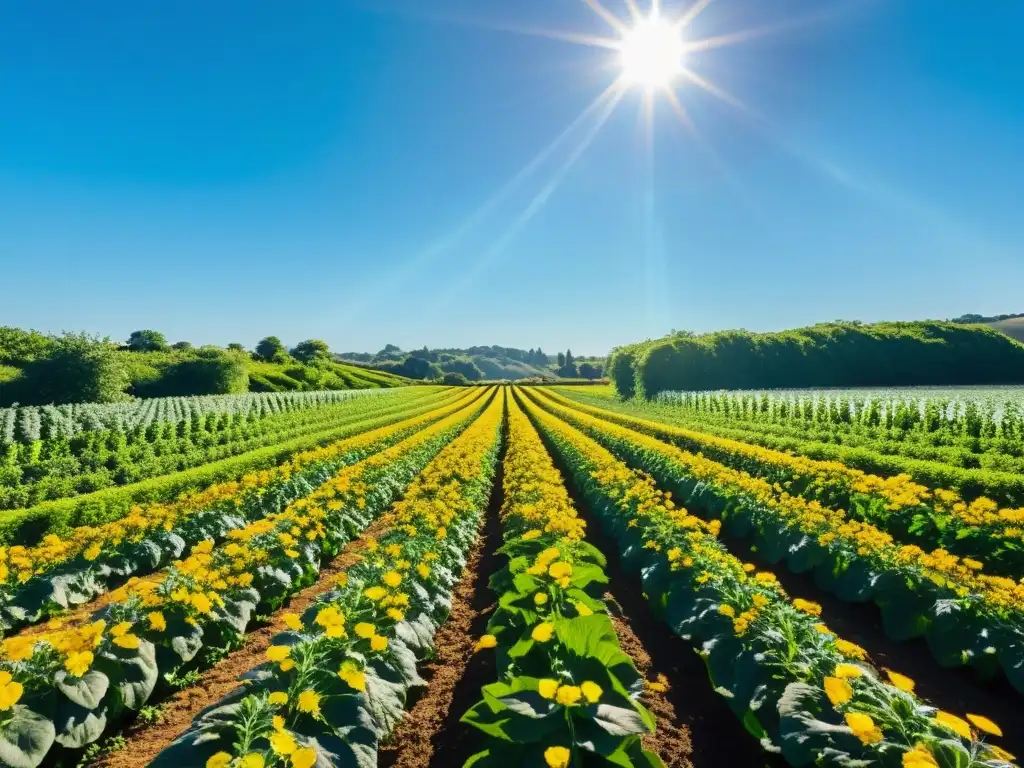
619,13,685,90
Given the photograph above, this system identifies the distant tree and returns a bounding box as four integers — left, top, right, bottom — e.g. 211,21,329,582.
557,352,566,368
400,356,441,380
0,327,53,364
441,358,484,381
565,349,575,368
23,333,130,404
292,339,330,364
171,341,194,351
158,347,249,396
227,343,246,352
558,362,579,378
127,329,168,352
381,344,402,355
535,347,548,365
440,372,471,386
254,336,290,363
579,362,602,380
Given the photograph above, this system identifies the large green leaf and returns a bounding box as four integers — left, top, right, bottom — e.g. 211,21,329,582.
0,706,56,768
54,669,109,710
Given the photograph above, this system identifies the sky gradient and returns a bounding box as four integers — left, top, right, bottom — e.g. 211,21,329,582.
2,0,1022,355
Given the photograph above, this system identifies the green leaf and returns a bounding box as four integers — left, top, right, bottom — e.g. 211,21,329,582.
54,669,109,710
589,703,650,737
0,706,57,768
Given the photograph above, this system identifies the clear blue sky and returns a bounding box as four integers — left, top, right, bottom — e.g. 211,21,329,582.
2,0,1022,356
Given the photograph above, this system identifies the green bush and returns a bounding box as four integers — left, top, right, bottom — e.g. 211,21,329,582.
611,322,1024,398
440,372,471,386
20,334,130,404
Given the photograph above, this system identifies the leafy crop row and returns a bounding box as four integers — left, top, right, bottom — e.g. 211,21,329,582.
0,388,480,636
462,391,658,767
150,389,504,768
543,390,1024,575
520,388,1016,768
526,389,1024,694
0,389,494,767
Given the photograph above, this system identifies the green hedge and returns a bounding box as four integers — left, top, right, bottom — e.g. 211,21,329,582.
0,391,444,546
609,322,1024,398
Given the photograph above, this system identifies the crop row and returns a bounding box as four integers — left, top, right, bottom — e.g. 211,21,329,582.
0,388,497,766
519,387,1016,767
150,388,505,768
527,388,1024,695
461,390,658,767
0,388,479,636
546,389,1024,576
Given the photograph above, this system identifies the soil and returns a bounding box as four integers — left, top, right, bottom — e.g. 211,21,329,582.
379,435,506,768
721,530,1024,761
94,513,399,768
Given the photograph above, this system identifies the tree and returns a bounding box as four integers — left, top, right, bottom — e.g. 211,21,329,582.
565,349,575,367
440,372,471,386
441,358,483,381
557,352,566,368
400,357,441,380
23,333,130,404
157,347,249,396
535,348,548,365
255,336,289,363
127,329,168,352
0,327,53,363
227,343,246,352
579,362,602,380
171,341,194,351
292,339,330,364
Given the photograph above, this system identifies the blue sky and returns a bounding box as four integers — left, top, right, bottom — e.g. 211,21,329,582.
2,0,1022,356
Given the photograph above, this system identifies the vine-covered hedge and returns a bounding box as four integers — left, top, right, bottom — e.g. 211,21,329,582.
608,322,1024,398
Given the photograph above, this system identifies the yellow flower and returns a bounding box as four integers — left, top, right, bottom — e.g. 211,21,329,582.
206,753,232,768
267,645,291,662
365,586,387,601
383,571,402,588
268,691,288,706
833,664,862,679
844,712,883,745
297,689,321,717
416,563,430,579
792,598,822,617
534,592,548,606
902,744,939,768
3,637,35,662
824,677,853,707
474,634,497,652
191,594,213,614
279,659,296,672
110,621,133,638
834,639,867,661
239,754,266,768
83,544,102,561
338,661,366,692
538,679,559,699
935,711,971,740
717,604,736,618
885,669,916,693
283,613,303,631
354,623,375,639
270,728,298,756
555,685,582,707
370,635,388,652
387,608,405,622
531,622,554,643
291,748,317,768
544,746,571,768
147,612,167,632
548,562,573,580
273,715,285,730
113,634,140,650
64,650,94,677
580,681,602,703
966,713,1002,737
0,677,24,711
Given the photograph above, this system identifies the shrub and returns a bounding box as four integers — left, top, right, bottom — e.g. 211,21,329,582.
440,372,471,386
156,348,249,396
21,334,130,404
126,330,168,352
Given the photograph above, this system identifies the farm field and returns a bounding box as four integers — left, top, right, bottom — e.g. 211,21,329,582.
0,386,1019,768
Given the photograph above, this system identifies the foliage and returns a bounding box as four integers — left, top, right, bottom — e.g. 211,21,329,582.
20,334,131,405
609,321,1024,398
127,330,169,352
291,339,330,364
254,336,290,364
440,372,471,386
0,327,53,364
151,348,249,397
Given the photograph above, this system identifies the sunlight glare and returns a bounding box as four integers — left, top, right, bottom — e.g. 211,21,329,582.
619,13,685,89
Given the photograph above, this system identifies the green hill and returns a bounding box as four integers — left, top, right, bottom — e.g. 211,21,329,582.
989,317,1024,343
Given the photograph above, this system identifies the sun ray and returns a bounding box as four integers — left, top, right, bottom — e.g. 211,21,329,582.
333,82,626,328
673,0,715,33
623,0,643,22
423,81,629,315
679,68,748,111
582,0,631,35
664,88,697,135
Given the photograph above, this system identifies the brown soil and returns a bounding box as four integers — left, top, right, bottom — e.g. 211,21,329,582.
94,513,399,768
378,480,504,768
721,530,1024,761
